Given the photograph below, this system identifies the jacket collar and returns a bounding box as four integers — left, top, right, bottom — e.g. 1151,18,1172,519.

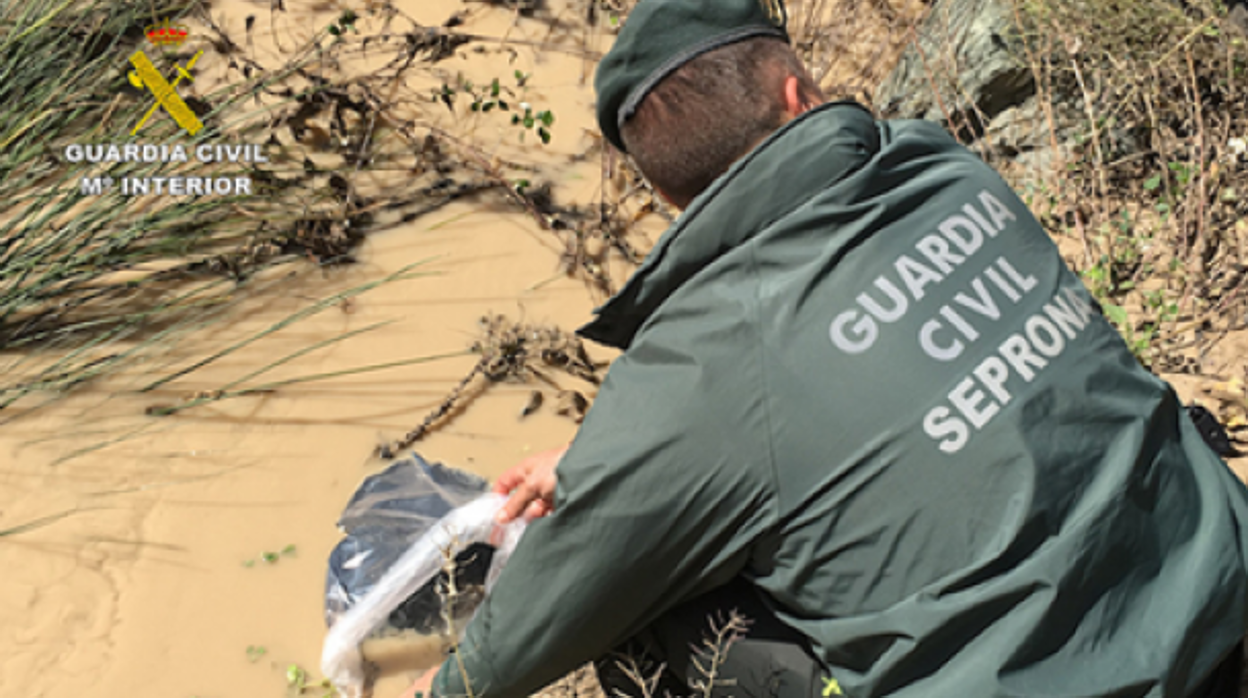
577,100,881,349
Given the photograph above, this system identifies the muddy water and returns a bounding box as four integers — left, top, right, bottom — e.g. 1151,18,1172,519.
5,2,1245,697
0,1,629,696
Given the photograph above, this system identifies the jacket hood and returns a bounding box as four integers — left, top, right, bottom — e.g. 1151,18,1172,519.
577,100,881,349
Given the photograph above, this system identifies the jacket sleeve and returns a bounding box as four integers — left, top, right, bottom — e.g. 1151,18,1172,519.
431,333,779,698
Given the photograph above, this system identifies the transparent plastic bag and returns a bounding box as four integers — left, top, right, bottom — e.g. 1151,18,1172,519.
321,454,527,698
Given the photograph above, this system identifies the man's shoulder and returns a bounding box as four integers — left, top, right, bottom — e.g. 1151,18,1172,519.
877,116,961,143
870,117,982,167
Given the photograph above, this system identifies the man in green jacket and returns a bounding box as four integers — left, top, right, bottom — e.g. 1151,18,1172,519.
412,0,1248,695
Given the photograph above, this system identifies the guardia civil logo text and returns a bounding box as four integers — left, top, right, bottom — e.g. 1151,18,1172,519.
67,19,265,198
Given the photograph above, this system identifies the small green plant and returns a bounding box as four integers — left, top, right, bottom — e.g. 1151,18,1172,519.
286,664,306,689
467,77,511,114
1143,161,1197,220
284,663,337,697
433,70,555,144
327,9,358,36
511,104,555,144
243,543,298,567
246,645,267,662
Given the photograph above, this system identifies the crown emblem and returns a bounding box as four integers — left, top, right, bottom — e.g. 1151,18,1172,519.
145,19,190,47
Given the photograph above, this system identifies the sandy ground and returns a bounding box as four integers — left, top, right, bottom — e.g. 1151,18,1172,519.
1,1,1246,698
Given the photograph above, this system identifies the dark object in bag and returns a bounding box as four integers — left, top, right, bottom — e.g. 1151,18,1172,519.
325,454,496,635
1187,404,1237,458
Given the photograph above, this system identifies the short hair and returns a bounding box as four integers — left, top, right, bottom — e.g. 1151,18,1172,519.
619,38,824,207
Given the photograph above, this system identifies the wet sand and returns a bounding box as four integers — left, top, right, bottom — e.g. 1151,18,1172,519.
0,1,622,695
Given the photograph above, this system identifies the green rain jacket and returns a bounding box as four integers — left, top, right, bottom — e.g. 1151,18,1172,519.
432,101,1248,698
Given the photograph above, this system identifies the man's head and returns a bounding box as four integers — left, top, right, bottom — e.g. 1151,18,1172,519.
594,0,824,209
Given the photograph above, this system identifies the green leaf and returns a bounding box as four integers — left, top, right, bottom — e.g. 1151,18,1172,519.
282,544,297,556
286,664,307,690
1082,266,1107,282
1143,175,1162,191
1102,302,1129,328
523,115,535,129
538,127,551,144
539,111,554,127
328,24,340,35
262,551,279,563
246,645,267,662
491,78,501,97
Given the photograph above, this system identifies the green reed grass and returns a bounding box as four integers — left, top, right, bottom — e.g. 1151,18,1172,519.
0,0,418,410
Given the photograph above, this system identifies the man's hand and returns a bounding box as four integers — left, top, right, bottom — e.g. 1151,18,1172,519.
494,444,569,523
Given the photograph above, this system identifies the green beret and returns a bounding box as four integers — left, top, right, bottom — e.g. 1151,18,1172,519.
594,0,790,153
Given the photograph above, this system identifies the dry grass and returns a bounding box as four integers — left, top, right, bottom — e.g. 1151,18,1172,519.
789,0,931,102
1002,0,1248,377
379,314,605,458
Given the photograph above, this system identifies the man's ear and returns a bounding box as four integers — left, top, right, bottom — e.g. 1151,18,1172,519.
783,74,812,118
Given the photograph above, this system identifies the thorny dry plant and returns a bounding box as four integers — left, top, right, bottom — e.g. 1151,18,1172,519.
436,535,482,698
378,314,605,459
610,654,668,698
689,611,750,698
609,610,751,698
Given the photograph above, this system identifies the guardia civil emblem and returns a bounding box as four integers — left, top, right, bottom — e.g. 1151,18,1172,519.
127,19,204,136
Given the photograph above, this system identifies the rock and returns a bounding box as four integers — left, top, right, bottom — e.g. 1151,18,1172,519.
874,0,1231,169
874,0,1034,130
1230,0,1248,34
871,0,1091,168
983,99,1052,163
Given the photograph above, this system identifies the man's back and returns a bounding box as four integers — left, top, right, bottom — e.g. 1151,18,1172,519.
578,101,1248,696
429,101,1248,698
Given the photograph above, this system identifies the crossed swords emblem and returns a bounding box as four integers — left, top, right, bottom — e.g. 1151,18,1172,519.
127,49,204,136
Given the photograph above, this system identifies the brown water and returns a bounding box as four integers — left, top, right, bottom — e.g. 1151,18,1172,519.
5,2,1245,697
0,1,627,695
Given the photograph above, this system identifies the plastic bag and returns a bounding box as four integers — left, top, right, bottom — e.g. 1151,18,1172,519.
322,454,527,698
